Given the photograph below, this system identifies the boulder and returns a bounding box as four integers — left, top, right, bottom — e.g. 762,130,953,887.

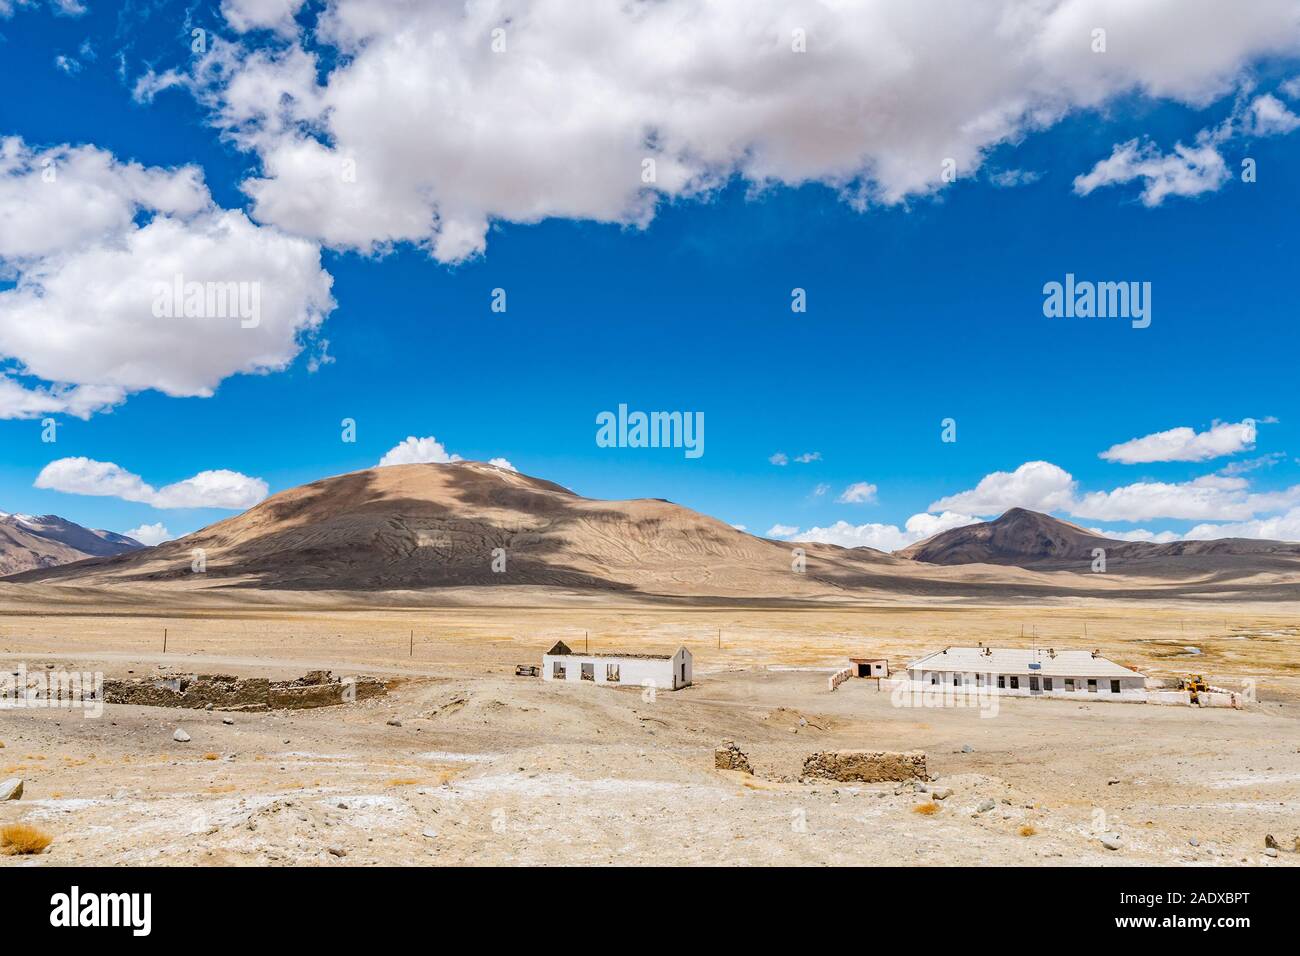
0,777,22,800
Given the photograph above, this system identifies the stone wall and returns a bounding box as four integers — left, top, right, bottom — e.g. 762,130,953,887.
801,749,927,783
714,740,754,774
103,671,386,712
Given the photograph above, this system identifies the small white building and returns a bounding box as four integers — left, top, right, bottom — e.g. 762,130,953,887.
542,641,692,690
904,646,1147,701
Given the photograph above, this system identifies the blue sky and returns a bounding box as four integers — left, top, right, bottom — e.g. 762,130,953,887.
3,1,1300,549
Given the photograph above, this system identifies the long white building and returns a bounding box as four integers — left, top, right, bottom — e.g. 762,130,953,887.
542,641,692,690
904,646,1147,700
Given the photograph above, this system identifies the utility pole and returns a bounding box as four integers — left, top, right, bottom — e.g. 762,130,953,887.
410,629,414,658
163,628,168,654
717,627,721,650
585,630,589,653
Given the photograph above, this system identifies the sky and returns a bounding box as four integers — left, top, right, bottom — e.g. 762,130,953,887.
2,0,1300,550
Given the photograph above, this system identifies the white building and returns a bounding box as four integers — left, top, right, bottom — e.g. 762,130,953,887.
542,641,692,690
903,646,1147,701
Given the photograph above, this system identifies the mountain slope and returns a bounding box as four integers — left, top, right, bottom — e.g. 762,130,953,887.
0,512,142,576
897,507,1300,569
5,462,910,597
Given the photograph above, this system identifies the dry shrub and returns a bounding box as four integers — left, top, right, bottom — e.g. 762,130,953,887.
206,784,236,794
202,753,220,761
386,778,420,787
1019,824,1037,837
1,824,53,855
912,801,939,816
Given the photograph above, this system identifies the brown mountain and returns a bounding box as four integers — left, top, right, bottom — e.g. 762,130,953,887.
897,507,1300,569
0,512,142,576
4,462,914,598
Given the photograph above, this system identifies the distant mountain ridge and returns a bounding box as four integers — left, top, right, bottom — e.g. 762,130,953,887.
0,512,143,576
896,507,1300,568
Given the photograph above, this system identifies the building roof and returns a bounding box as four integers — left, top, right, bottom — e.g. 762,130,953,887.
544,644,690,661
907,646,1143,679
849,658,887,664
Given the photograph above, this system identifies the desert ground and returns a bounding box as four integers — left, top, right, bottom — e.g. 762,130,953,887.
2,592,1298,866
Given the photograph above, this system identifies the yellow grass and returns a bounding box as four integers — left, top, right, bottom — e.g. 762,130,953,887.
913,801,940,815
1,823,53,855
386,778,421,787
1019,824,1037,837
202,753,220,761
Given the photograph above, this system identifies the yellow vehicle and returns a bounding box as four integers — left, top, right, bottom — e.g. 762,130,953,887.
1182,674,1209,703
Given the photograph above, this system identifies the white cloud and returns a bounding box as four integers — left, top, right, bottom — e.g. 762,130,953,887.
769,453,789,466
1184,507,1300,541
767,511,978,552
35,457,268,509
378,436,462,467
488,457,517,472
181,0,1300,263
1074,90,1300,206
0,138,335,419
1247,92,1300,135
124,522,174,546
811,482,830,497
1071,474,1300,522
1073,137,1229,206
794,452,822,464
837,481,878,504
1086,526,1182,543
1100,419,1257,463
765,523,800,538
930,461,1077,516
221,0,308,36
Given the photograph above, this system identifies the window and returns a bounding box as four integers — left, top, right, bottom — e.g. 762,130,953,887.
1065,678,1075,691
1110,679,1120,694
1029,676,1039,692
1087,679,1098,693
606,663,621,683
1043,678,1053,691
953,675,960,687
1009,676,1019,690
997,675,1005,689
930,673,938,686
581,662,594,681
553,661,566,679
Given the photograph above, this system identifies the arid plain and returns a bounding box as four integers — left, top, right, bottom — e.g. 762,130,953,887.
2,587,1298,866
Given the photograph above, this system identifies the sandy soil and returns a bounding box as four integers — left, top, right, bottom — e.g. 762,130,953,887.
2,599,1298,866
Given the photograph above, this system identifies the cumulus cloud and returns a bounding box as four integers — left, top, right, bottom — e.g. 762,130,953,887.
1184,507,1300,541
124,522,175,546
794,452,822,464
1100,419,1257,463
930,461,1077,516
378,436,462,467
35,457,269,509
837,482,878,504
179,0,1300,263
377,437,516,470
1071,474,1300,522
767,511,977,552
768,453,789,466
221,0,308,36
0,138,335,419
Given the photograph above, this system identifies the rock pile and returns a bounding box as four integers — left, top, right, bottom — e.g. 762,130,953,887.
802,749,927,783
714,740,754,774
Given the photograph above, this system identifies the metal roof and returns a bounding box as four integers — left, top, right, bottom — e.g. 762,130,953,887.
906,646,1143,679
